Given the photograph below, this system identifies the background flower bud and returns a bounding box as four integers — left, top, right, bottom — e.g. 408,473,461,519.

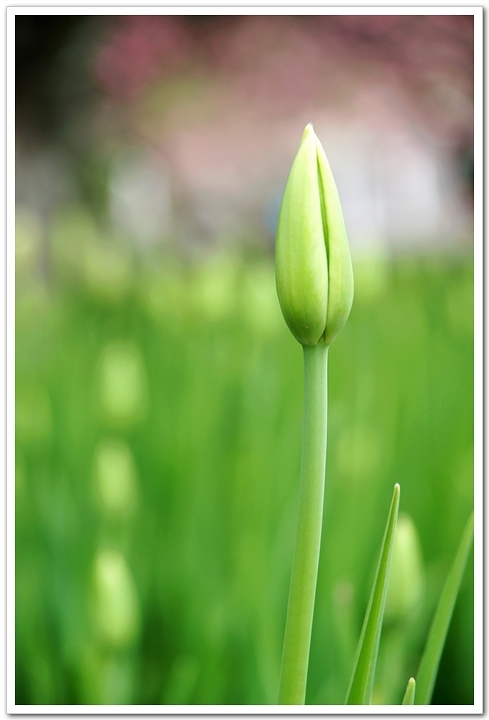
275,124,354,346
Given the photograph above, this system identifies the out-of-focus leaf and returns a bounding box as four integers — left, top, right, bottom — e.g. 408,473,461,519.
414,512,474,705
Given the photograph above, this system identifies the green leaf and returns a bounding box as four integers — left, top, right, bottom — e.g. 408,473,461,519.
414,512,474,705
345,484,400,704
402,677,416,704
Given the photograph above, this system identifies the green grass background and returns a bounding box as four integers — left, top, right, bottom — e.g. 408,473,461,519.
15,214,474,705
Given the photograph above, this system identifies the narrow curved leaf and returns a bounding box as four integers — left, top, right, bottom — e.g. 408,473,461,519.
345,484,400,704
414,512,474,705
402,677,416,704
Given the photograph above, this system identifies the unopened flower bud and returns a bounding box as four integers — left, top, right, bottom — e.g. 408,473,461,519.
275,124,354,346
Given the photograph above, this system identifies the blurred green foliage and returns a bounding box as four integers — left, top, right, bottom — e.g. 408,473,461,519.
15,210,473,704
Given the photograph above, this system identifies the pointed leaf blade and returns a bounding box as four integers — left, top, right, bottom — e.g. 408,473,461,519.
345,484,400,704
402,677,416,705
414,512,474,705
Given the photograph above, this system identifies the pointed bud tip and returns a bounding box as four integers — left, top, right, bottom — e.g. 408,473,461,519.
299,123,316,148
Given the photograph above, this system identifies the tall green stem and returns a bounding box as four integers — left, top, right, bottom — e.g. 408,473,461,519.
278,343,329,704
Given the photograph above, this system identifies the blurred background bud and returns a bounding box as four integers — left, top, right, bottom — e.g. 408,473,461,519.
93,438,138,517
385,512,425,621
98,341,148,425
92,547,140,648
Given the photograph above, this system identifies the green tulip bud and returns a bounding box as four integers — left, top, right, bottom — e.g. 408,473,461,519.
275,124,354,346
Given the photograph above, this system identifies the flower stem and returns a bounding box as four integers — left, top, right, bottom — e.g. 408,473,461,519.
278,343,329,704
